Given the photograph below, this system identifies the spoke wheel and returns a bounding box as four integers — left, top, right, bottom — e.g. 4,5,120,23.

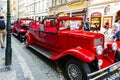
68,64,82,80
66,59,90,80
18,33,25,42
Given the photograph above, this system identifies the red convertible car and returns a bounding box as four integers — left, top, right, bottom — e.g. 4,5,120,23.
25,16,120,80
12,18,34,41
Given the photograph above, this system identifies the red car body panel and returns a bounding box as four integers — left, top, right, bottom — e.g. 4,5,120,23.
26,16,120,69
50,48,95,62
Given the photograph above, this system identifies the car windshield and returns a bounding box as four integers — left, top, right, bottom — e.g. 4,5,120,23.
21,19,33,25
59,20,82,30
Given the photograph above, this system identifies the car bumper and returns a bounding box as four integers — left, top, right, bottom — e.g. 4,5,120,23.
88,61,120,80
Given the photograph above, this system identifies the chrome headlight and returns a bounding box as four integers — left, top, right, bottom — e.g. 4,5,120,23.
112,42,117,51
98,59,103,67
96,46,103,55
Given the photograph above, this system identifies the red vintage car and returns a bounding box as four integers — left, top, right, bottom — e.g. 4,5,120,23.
12,18,34,41
25,16,120,80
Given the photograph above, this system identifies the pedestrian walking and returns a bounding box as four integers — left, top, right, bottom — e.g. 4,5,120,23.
104,20,110,34
0,16,6,48
111,18,120,39
93,22,98,33
85,18,90,31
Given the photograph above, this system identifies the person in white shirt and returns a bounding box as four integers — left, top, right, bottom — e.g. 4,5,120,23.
112,18,120,39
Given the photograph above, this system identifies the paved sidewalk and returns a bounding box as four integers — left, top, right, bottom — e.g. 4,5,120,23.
0,48,23,80
0,42,35,80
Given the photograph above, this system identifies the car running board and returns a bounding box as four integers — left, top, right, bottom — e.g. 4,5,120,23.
29,45,54,59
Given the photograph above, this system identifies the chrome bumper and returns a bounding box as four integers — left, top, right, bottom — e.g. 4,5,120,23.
88,61,120,80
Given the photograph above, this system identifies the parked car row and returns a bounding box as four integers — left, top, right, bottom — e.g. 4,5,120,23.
12,18,34,41
12,16,120,80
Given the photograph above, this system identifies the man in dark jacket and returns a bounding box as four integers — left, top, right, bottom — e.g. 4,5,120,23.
85,18,90,31
0,16,6,48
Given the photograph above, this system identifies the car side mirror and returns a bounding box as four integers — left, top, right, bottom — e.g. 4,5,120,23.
40,24,44,31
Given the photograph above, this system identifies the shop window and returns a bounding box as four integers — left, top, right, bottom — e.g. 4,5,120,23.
103,16,112,28
91,12,102,30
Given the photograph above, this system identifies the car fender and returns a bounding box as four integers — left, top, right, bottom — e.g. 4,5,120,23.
19,29,27,33
51,48,95,62
25,33,32,45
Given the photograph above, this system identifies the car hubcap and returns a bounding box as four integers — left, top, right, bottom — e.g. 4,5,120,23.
67,64,82,80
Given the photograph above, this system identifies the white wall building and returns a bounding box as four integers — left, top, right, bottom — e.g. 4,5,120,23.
18,0,26,18
25,0,49,20
11,0,18,20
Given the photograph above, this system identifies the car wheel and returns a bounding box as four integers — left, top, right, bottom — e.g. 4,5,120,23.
65,59,90,80
18,33,22,42
18,33,24,42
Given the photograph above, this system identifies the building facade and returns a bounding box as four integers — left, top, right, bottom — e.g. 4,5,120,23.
18,0,88,20
49,0,88,20
25,0,49,20
88,0,120,30
0,0,7,19
18,0,26,18
11,0,18,20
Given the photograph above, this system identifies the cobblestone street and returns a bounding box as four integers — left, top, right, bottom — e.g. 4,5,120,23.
0,36,66,80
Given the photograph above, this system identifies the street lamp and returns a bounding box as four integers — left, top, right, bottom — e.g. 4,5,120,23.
5,0,12,65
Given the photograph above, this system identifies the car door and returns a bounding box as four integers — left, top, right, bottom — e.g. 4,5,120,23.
29,22,40,45
43,25,58,49
14,21,20,34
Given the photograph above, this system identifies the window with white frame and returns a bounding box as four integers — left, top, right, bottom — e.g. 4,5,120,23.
39,1,42,10
61,0,66,4
56,0,60,5
52,0,56,7
42,0,44,10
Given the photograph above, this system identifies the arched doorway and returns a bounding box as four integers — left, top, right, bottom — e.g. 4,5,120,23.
116,10,120,20
90,12,102,30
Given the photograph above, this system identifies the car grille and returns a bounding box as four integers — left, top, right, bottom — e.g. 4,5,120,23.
94,38,103,46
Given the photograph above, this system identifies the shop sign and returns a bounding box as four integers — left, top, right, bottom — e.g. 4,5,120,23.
58,12,68,17
69,2,85,8
91,12,102,17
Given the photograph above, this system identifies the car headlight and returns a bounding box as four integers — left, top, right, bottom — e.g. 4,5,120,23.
96,46,103,55
98,59,103,68
112,42,117,51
